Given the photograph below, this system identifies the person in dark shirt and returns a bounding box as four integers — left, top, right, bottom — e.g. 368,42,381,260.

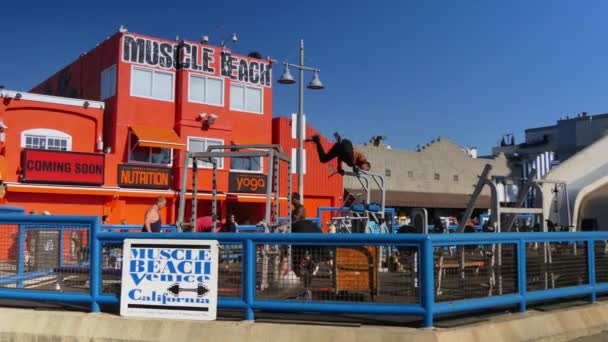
291,192,304,222
306,132,371,175
291,219,322,233
432,216,446,234
290,206,321,300
221,214,237,233
290,205,321,232
482,219,495,232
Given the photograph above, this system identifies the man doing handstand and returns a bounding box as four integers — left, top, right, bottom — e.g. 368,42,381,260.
307,133,371,175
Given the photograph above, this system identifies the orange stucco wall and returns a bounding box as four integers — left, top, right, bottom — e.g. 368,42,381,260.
0,31,341,227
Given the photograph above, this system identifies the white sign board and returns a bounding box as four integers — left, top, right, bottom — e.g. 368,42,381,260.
291,113,306,139
291,147,307,175
120,239,218,320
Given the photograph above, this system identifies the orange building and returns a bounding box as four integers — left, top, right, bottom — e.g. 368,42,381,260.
272,117,343,225
0,29,341,225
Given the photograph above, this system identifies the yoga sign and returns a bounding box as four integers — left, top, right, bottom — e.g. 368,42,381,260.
120,239,219,320
228,172,267,194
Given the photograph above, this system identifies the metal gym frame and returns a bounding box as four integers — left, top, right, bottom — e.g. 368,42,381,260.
458,165,544,233
341,170,389,277
453,164,571,295
176,144,293,233
343,170,387,215
324,170,387,234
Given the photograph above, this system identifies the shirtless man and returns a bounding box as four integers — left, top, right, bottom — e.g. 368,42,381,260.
307,132,371,175
142,197,166,232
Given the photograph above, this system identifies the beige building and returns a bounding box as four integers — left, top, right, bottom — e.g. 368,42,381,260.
493,112,608,179
344,138,514,215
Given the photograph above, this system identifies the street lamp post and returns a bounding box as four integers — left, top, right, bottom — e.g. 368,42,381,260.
275,39,324,204
297,40,305,206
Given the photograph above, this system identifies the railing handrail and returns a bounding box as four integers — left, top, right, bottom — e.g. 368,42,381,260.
95,231,430,243
94,230,608,243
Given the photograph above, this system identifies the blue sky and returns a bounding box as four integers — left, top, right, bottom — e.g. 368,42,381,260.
2,0,608,154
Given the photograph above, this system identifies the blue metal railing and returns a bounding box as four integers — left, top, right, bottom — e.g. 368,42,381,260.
101,224,177,233
316,206,396,232
0,214,102,312
2,213,608,327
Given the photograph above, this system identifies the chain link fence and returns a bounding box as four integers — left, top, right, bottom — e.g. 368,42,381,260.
4,217,608,327
0,224,22,289
433,243,517,302
526,242,588,291
595,241,608,283
0,225,91,292
254,243,419,304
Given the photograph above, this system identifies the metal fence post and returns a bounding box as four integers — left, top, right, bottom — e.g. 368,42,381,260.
588,239,597,303
192,160,199,228
16,225,25,288
89,218,101,313
517,238,527,312
58,229,65,268
244,239,256,321
422,237,434,328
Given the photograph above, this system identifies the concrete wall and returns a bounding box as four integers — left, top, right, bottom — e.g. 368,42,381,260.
3,302,608,342
344,139,513,196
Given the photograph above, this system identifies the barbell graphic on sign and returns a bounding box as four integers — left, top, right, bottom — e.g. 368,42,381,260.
167,283,209,298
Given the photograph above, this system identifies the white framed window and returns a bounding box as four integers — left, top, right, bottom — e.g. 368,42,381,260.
188,74,224,106
290,148,306,175
128,132,172,165
21,129,72,151
230,84,263,114
100,64,117,100
231,155,263,173
130,66,174,101
187,137,224,169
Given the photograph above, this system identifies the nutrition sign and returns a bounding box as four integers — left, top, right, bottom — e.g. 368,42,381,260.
120,239,218,320
21,150,104,185
118,165,171,189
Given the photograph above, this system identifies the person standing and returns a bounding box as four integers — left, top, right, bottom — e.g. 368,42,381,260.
291,192,304,221
221,214,238,233
290,206,322,300
142,197,166,233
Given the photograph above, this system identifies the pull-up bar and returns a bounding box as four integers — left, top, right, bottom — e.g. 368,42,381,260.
176,144,292,233
343,170,386,216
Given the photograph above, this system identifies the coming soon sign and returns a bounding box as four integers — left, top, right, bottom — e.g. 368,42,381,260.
120,239,219,320
21,150,104,185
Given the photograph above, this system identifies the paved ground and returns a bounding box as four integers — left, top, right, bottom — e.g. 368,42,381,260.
569,331,608,341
